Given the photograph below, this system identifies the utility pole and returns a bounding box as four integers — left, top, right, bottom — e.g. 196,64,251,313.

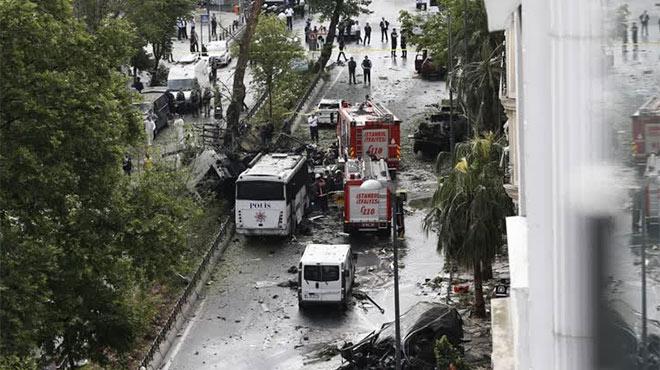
392,189,402,370
447,12,455,158
641,178,649,365
446,12,455,305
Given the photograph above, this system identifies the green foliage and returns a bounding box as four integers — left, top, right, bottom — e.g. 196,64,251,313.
125,0,195,69
424,134,513,316
115,166,203,281
0,1,202,365
249,15,305,122
0,355,38,370
434,335,469,370
307,0,371,22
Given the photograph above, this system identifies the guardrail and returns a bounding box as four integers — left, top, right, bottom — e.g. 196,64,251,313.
138,213,234,369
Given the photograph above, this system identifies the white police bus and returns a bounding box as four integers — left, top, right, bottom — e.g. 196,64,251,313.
235,153,310,236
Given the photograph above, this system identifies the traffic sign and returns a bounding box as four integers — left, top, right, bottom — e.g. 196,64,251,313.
200,14,209,24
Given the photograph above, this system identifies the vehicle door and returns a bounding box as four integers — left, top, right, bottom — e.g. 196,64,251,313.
302,264,342,302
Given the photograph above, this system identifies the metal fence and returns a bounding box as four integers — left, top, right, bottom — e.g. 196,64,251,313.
138,214,234,369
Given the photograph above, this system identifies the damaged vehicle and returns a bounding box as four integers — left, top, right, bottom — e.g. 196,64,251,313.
412,102,467,158
339,302,463,369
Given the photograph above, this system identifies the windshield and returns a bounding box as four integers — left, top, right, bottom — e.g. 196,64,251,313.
236,181,285,201
167,79,195,91
304,265,340,282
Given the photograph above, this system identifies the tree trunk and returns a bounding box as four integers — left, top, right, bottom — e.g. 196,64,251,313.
313,0,343,73
152,42,162,71
482,260,493,281
225,0,263,150
472,260,486,318
267,75,273,123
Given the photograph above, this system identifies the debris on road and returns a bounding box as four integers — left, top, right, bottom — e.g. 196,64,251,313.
339,302,463,369
277,279,299,289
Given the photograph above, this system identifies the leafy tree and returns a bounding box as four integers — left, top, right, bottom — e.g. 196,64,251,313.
307,0,371,72
0,1,198,366
73,0,127,31
114,166,202,282
249,15,304,123
424,134,513,317
125,0,195,70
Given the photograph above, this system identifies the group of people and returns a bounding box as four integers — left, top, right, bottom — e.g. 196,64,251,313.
312,169,343,213
305,19,328,51
621,10,655,51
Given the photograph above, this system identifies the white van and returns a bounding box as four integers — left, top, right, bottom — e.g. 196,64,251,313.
298,244,356,308
167,54,209,103
316,99,341,126
204,40,232,68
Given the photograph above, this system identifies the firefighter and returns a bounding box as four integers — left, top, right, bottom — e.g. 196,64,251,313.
314,174,328,212
308,112,319,143
396,191,406,238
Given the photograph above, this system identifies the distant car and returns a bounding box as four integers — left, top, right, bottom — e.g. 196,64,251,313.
205,40,232,68
316,99,341,126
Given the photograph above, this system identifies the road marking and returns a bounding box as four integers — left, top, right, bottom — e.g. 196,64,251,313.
161,298,208,370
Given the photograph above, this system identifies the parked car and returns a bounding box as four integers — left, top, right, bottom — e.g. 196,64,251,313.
414,49,446,80
316,99,341,126
204,40,231,68
133,87,170,136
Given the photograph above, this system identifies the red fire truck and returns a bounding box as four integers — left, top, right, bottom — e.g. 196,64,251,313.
337,99,401,172
632,96,660,163
343,157,392,234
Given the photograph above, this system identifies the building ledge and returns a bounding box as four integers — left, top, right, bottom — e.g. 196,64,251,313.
491,298,515,369
501,96,516,111
504,183,518,202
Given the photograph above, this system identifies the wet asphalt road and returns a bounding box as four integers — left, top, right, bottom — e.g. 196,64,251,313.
603,0,660,341
161,2,449,369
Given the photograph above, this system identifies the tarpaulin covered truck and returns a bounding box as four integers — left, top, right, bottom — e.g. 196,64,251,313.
342,157,392,234
337,99,401,173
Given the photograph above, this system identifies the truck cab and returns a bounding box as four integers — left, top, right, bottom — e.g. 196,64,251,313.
298,244,356,308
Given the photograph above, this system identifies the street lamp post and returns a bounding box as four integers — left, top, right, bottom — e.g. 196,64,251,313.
392,186,402,370
641,177,649,365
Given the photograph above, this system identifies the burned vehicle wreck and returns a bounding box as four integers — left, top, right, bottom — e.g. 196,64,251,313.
339,302,463,369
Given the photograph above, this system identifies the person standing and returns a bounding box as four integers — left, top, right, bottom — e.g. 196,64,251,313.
640,10,650,37
621,22,628,51
182,18,188,39
314,174,328,212
390,28,398,58
174,114,185,144
308,112,319,143
285,6,294,30
211,14,218,39
362,55,372,85
190,31,198,52
202,88,213,117
379,17,389,42
632,22,639,49
336,37,348,62
132,77,144,93
145,113,156,146
189,17,196,38
122,154,133,176
177,18,185,40
364,22,372,45
400,32,407,58
191,90,200,118
348,56,357,84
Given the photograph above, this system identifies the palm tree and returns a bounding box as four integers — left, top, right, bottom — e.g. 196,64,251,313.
451,40,504,134
424,133,513,317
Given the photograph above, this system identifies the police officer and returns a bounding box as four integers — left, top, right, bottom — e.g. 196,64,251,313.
361,55,372,85
348,57,357,84
391,28,398,58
